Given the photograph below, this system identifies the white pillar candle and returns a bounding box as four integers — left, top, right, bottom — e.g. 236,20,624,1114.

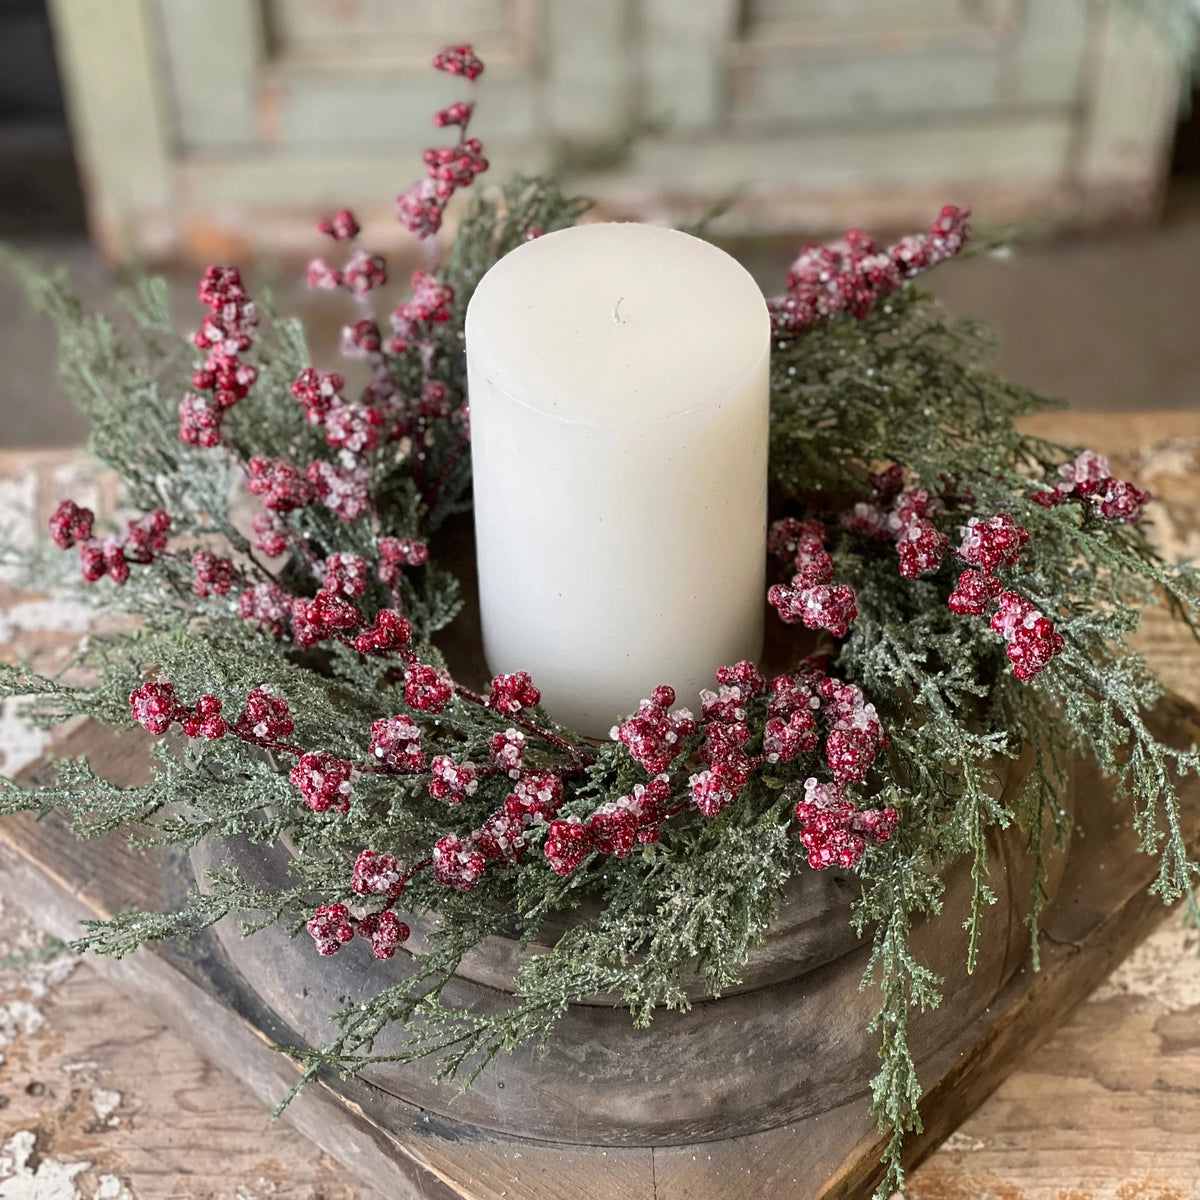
465,222,769,736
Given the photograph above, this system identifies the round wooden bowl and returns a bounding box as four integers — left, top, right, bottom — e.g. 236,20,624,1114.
189,517,1074,1147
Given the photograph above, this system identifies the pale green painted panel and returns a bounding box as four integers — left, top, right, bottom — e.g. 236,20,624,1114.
544,0,632,138
270,0,513,55
642,0,737,132
617,113,1074,190
1076,6,1180,184
155,0,261,150
272,73,539,147
743,0,1013,45
46,0,175,255
178,142,545,210
996,0,1091,108
730,51,1004,129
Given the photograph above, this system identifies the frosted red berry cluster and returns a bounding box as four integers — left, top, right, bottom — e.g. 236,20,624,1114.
767,206,970,340
766,518,858,637
1032,450,1151,523
794,779,898,871
49,499,171,585
840,467,949,580
395,47,487,240
945,512,1064,680
179,266,259,447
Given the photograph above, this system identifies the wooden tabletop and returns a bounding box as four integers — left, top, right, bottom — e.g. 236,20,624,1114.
1,413,1198,1200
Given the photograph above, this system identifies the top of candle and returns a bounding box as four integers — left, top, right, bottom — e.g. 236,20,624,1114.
465,222,769,426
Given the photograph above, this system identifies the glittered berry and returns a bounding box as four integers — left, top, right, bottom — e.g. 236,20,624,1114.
488,671,540,715
102,543,130,585
990,591,1039,641
589,802,639,858
306,460,372,522
369,715,424,771
405,664,453,712
841,501,890,540
470,811,527,862
178,694,227,740
306,258,342,291
799,584,857,638
377,536,429,584
1006,615,1065,681
307,904,354,956
505,772,563,823
238,582,290,639
395,180,445,239
433,834,487,891
715,661,767,697
353,608,412,655
489,728,526,777
342,250,387,296
360,910,409,960
290,752,353,814
192,550,236,597
854,806,900,844
763,709,818,763
295,588,360,647
1060,450,1110,494
767,516,822,560
325,403,381,455
896,518,947,579
323,552,369,597
247,456,316,513
432,43,485,80
290,367,344,425
826,727,879,785
689,763,744,818
351,849,404,897
956,513,1029,576
244,514,284,560
1095,478,1150,524
613,690,696,775
49,499,94,549
544,818,592,876
429,755,479,804
130,678,181,734
341,319,382,358
700,685,748,725
948,569,1003,617
234,686,295,743
433,100,473,128
317,208,360,241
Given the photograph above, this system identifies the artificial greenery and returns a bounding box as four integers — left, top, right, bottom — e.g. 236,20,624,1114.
1,172,1198,1198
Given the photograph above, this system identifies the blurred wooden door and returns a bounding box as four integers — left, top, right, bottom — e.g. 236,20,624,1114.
48,0,1179,262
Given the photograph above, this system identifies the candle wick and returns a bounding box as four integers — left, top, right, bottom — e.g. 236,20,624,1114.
612,297,625,325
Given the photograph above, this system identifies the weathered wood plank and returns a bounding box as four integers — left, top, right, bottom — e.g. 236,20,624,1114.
4,692,1198,1199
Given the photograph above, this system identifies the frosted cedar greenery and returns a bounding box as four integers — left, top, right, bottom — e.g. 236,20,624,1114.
2,43,1198,1199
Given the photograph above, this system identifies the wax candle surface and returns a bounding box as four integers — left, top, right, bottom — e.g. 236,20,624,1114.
466,222,769,736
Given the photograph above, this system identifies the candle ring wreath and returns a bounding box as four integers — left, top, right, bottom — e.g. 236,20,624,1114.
4,44,1200,1196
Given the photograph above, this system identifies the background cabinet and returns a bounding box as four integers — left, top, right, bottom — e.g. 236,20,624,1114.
48,0,1180,262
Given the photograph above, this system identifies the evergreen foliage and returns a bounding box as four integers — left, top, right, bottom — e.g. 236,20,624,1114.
2,175,1198,1196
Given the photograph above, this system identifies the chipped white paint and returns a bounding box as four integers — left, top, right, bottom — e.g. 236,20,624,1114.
91,1178,131,1200
0,700,53,778
1091,892,1200,1013
89,1090,121,1128
0,469,40,569
0,1131,89,1200
0,596,97,644
0,896,77,1063
940,1131,987,1152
